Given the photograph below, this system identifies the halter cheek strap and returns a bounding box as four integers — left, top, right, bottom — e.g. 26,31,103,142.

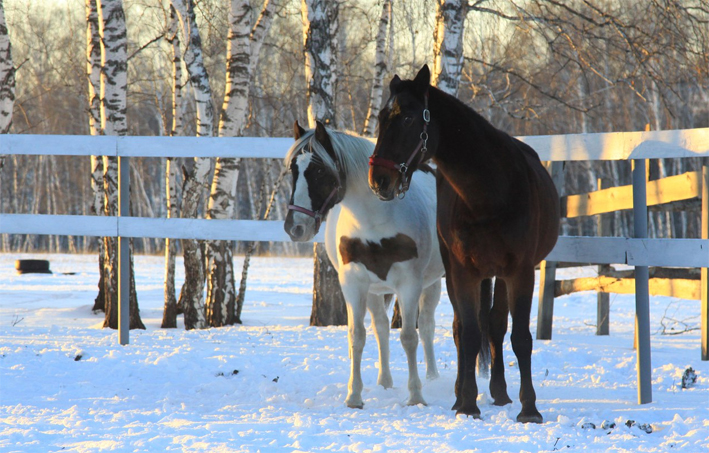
287,185,339,232
369,92,430,198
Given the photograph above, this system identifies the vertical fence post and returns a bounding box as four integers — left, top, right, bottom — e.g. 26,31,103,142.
596,177,611,336
632,159,652,404
537,161,564,340
118,154,130,345
701,164,708,361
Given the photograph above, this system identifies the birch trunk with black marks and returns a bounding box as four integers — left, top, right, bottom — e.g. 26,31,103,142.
362,0,391,137
206,0,279,327
86,0,107,313
205,0,252,327
432,0,466,96
302,0,346,327
171,0,214,330
162,4,183,329
0,0,14,174
97,0,144,330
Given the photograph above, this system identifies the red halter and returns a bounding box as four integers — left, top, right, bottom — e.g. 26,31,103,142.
287,185,339,232
369,93,430,198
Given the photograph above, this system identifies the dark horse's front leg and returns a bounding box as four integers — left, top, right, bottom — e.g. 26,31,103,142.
508,266,543,423
447,262,484,418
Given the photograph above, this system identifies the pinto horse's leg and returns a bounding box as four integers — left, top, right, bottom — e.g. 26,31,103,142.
508,266,543,423
397,284,426,406
367,293,393,389
419,280,441,380
341,280,368,409
489,278,513,406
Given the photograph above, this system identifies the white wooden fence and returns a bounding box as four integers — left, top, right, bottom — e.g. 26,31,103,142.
1,129,708,406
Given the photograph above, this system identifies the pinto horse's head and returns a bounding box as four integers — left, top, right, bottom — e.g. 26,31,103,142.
284,121,343,242
369,65,435,201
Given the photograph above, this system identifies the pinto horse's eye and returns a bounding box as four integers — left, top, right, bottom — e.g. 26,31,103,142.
403,116,414,127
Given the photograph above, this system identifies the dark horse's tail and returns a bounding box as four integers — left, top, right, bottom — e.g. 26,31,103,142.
477,278,493,378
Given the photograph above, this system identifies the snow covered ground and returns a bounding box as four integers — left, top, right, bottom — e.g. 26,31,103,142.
1,252,707,453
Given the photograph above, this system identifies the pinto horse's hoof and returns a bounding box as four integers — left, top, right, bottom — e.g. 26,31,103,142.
516,410,543,424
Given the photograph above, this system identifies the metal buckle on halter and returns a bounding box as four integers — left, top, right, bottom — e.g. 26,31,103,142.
423,108,430,123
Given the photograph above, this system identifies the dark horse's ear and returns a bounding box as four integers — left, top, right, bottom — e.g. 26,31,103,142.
413,65,430,95
293,120,306,140
314,121,336,160
389,74,402,94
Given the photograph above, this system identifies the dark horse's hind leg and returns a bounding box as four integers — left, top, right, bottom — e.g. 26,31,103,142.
508,267,543,423
489,278,513,407
439,241,465,412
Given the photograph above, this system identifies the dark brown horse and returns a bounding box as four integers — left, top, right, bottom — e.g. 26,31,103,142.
368,65,560,423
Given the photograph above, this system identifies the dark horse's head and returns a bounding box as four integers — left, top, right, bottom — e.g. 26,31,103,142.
369,65,436,201
284,121,344,241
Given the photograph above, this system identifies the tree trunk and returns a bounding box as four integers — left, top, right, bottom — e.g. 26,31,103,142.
162,4,183,329
432,0,466,96
310,243,347,326
171,0,215,330
86,0,106,313
362,0,391,136
206,0,279,327
96,0,144,330
0,0,14,137
302,0,346,326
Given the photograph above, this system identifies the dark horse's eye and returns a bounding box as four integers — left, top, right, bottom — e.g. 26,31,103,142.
403,116,414,127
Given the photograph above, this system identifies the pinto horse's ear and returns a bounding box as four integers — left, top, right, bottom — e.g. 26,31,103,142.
293,121,306,140
413,65,430,95
314,121,336,160
389,74,402,94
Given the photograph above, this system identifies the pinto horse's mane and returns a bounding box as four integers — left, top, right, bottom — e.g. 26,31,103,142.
284,127,374,185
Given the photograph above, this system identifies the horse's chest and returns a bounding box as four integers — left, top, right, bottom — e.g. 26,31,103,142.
338,234,418,281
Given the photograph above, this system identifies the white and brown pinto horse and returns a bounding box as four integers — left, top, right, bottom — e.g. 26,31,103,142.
284,121,444,408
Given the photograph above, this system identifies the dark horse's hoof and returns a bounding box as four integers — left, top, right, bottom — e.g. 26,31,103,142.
516,410,543,424
492,395,513,407
454,403,481,419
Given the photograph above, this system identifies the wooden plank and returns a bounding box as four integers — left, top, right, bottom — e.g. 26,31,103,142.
626,238,709,267
519,128,709,162
0,214,117,237
561,171,701,218
0,214,326,243
545,236,628,264
702,165,708,360
2,128,708,161
556,276,700,300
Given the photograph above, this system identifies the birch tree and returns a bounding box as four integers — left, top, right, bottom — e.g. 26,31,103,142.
205,0,278,327
86,0,107,313
96,0,144,330
362,0,392,137
0,0,14,172
162,4,183,329
302,0,347,327
432,0,466,96
171,0,214,330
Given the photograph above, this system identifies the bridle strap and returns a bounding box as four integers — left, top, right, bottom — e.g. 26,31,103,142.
369,92,430,198
287,185,340,231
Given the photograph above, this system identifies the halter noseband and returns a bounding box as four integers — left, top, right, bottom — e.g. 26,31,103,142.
369,92,430,198
287,162,342,232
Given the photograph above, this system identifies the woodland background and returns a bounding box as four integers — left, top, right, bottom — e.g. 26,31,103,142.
1,0,708,255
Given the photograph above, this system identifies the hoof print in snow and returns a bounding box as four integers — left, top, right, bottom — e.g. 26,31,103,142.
581,422,596,430
681,367,697,389
625,420,652,434
601,420,616,430
272,376,279,383
216,370,240,378
74,354,83,362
